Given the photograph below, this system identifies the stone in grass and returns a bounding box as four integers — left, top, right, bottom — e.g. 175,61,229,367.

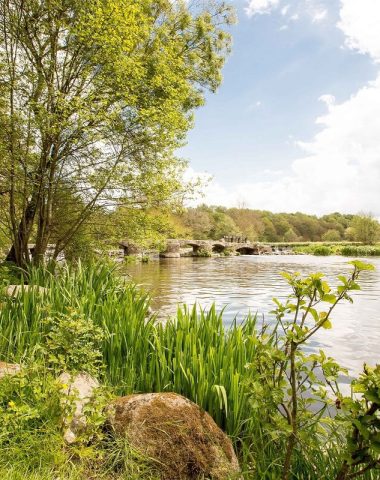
5,285,48,297
58,372,100,444
107,392,241,480
0,362,21,379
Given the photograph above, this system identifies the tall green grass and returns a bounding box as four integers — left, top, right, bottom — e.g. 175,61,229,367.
0,262,256,440
339,245,380,256
293,243,380,257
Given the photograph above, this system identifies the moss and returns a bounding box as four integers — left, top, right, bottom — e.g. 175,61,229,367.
108,393,240,480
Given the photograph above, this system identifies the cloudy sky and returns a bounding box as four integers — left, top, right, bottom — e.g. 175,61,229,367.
181,0,380,216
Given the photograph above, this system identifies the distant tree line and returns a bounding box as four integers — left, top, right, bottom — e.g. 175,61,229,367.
170,206,380,245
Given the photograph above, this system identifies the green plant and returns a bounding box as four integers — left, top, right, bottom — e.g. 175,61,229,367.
245,260,375,479
312,245,332,256
335,365,380,479
44,310,104,376
341,246,380,257
197,247,213,257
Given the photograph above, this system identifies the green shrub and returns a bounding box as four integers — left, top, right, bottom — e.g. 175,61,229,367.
312,245,332,256
341,245,380,257
196,247,213,257
44,310,104,376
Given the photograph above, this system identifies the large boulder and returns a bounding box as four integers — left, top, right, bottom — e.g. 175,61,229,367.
58,372,100,444
107,392,240,480
0,361,21,379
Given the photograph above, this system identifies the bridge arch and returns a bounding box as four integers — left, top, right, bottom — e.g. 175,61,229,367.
211,243,227,254
235,246,259,255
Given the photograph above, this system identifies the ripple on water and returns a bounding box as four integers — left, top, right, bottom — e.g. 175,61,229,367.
124,255,380,376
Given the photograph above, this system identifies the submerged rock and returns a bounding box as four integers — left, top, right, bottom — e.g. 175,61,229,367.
107,392,240,480
58,372,99,444
0,361,21,379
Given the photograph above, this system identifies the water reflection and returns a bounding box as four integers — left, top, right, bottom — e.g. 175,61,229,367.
124,255,380,376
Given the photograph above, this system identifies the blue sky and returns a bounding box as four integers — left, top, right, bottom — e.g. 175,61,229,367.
181,0,380,216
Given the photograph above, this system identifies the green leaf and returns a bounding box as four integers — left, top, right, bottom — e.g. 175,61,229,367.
322,294,336,304
349,260,375,271
309,307,319,323
321,320,332,329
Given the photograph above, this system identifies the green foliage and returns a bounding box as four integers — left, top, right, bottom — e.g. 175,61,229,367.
0,262,23,285
44,310,104,376
336,365,380,479
0,366,63,439
350,214,380,245
340,245,380,257
196,247,213,257
244,261,376,479
0,0,234,266
312,245,333,256
293,243,380,257
172,207,380,245
0,261,379,479
322,229,342,242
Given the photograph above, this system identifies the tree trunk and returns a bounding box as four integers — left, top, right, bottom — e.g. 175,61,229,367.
335,462,349,480
5,198,38,267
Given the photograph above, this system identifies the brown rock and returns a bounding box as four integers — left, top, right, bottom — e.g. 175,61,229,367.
107,392,240,480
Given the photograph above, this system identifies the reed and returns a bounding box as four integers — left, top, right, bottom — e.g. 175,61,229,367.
0,261,256,440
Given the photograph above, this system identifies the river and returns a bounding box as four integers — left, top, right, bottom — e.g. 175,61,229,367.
124,255,380,378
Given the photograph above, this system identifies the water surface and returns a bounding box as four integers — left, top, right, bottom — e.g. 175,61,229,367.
124,255,380,377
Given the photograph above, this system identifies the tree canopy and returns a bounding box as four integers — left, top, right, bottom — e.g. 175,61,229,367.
0,0,234,266
166,206,380,244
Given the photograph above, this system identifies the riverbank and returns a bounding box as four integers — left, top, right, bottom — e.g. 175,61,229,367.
0,261,379,479
289,242,380,256
115,241,380,262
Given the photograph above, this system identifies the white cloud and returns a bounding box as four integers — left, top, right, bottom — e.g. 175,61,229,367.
338,0,380,62
319,94,336,107
245,0,280,17
312,8,327,23
281,4,290,15
279,24,289,31
202,76,380,215
195,1,380,216
184,0,380,216
289,13,299,21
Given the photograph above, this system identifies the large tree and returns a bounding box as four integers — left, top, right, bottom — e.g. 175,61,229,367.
0,0,233,266
350,213,379,245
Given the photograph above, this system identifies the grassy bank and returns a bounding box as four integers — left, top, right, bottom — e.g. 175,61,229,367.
0,262,379,479
282,242,380,256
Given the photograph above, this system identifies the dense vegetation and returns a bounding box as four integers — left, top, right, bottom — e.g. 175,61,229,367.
169,207,380,244
0,0,233,267
1,261,379,479
4,204,377,260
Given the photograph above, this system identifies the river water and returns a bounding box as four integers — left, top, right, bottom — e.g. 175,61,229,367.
124,255,380,378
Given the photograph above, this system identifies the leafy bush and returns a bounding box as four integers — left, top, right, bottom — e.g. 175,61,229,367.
44,310,104,376
197,247,213,257
313,245,333,256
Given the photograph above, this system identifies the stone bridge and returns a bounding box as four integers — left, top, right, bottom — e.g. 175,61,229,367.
118,239,288,258
159,239,272,258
